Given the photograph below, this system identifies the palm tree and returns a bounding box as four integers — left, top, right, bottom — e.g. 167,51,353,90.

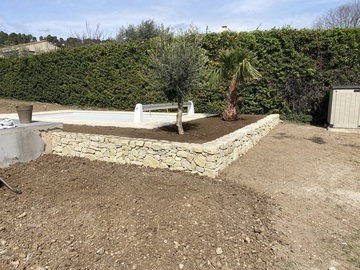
211,48,262,121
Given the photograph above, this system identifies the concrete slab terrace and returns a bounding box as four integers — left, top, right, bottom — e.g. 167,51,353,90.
0,120,62,168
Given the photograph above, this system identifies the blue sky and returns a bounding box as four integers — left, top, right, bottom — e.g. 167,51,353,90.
0,0,350,39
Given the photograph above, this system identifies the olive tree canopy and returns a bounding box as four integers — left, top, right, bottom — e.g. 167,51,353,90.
150,26,208,134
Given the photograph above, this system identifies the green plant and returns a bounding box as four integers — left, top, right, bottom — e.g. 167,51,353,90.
209,48,261,121
0,27,359,122
149,26,208,134
280,113,313,124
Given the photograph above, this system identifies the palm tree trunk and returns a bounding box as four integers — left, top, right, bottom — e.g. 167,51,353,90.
176,96,184,135
222,79,239,121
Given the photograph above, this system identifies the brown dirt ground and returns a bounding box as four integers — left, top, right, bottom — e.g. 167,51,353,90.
61,114,264,144
1,98,360,270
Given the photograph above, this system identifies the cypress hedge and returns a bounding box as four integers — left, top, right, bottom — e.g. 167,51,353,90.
0,28,359,123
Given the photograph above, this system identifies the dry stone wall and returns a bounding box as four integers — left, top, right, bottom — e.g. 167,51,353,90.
51,114,279,178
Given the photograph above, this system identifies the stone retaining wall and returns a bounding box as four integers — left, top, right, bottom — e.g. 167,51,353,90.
51,114,280,178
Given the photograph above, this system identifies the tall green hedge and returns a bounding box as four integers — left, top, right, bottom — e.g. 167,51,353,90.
200,28,360,122
1,28,359,123
0,42,166,110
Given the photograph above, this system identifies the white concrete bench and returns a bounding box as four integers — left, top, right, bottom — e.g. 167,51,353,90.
134,101,194,123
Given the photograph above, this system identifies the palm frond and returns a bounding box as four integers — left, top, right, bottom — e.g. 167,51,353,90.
236,59,262,82
216,48,261,83
208,68,221,89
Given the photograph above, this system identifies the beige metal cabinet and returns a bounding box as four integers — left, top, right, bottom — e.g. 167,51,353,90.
328,86,360,129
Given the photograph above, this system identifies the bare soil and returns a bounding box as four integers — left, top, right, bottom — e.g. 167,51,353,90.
1,98,360,269
61,114,263,144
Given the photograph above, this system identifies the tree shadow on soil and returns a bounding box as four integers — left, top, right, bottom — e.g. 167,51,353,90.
158,121,201,133
157,115,223,133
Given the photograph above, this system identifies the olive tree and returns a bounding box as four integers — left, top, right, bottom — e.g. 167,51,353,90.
150,26,208,135
312,0,360,29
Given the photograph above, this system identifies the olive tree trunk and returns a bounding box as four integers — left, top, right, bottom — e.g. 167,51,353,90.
176,96,184,135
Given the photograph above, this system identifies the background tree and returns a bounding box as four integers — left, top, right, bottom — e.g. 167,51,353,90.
69,22,108,47
0,31,9,47
0,32,36,47
65,37,82,47
116,19,171,43
150,26,208,134
210,49,261,121
312,0,360,29
44,34,60,46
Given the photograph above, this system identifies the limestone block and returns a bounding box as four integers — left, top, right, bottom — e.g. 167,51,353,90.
177,151,188,158
52,145,62,153
205,161,217,170
172,161,182,168
158,163,169,169
84,154,96,161
121,139,130,145
102,150,110,157
181,159,192,170
129,141,136,147
191,161,197,170
161,143,171,150
90,136,99,141
185,154,194,162
144,141,152,147
189,145,203,153
169,166,185,171
206,155,217,162
194,154,206,167
165,157,175,165
177,144,191,151
136,140,144,146
90,141,99,146
196,166,205,173
62,146,72,155
157,150,167,156
108,138,120,144
131,149,139,156
51,136,60,145
139,149,147,157
151,142,162,150
203,169,218,178
143,155,160,168
60,138,68,144
203,145,218,154
131,161,143,166
84,148,95,154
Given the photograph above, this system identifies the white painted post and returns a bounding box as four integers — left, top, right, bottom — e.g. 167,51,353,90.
134,104,143,123
188,101,194,115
